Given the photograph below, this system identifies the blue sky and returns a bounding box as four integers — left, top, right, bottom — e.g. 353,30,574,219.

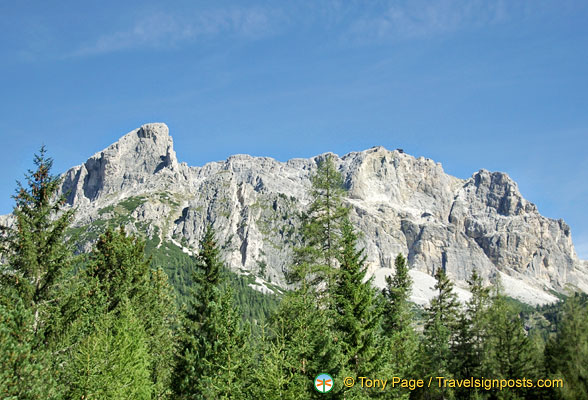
1,1,587,257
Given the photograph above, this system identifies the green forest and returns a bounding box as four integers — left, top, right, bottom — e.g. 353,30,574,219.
1,149,587,399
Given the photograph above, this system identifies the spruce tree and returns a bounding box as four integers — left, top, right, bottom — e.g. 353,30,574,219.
0,291,58,399
60,228,177,399
545,293,588,400
419,267,460,399
66,301,153,400
478,280,541,400
173,226,250,399
451,269,492,399
290,154,348,288
268,287,342,398
0,146,74,341
251,321,305,400
0,147,73,397
382,253,412,332
381,254,418,400
330,218,382,398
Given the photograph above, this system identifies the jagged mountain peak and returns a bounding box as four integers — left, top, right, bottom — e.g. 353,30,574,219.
52,123,588,305
60,123,180,206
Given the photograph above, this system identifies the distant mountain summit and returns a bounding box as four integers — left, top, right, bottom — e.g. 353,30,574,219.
53,123,588,305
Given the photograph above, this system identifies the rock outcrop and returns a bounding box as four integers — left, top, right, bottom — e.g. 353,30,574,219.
54,123,588,305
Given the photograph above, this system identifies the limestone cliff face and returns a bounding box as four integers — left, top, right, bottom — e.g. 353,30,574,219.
61,123,182,207
55,123,588,305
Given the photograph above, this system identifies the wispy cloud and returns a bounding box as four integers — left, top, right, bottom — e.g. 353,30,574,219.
70,7,277,57
347,0,510,42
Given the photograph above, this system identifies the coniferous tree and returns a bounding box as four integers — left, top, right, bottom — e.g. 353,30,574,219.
0,147,74,341
451,270,492,399
330,218,382,398
480,280,542,400
382,253,412,332
0,290,57,399
418,267,460,400
67,301,153,400
251,321,305,400
291,154,349,288
545,293,588,400
380,254,418,400
173,226,250,399
452,270,490,375
59,228,177,399
0,147,73,397
266,154,352,398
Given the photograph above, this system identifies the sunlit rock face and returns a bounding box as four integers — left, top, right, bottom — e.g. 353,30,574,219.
53,123,587,305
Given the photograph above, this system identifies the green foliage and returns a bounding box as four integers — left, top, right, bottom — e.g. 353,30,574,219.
453,270,491,375
380,254,418,399
382,253,413,332
0,292,58,399
545,293,588,399
290,154,349,287
263,289,342,398
0,148,74,398
331,219,382,380
66,302,153,400
418,267,460,399
173,226,251,399
0,147,74,341
57,228,177,399
484,291,541,399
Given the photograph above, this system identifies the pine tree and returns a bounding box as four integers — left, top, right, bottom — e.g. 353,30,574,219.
250,321,304,400
60,228,177,398
0,290,58,399
0,147,73,397
380,254,418,400
173,226,251,399
382,253,412,333
290,154,348,288
330,218,382,398
545,293,588,400
482,281,540,400
0,146,74,341
419,267,460,400
66,301,153,400
451,269,492,399
266,288,342,398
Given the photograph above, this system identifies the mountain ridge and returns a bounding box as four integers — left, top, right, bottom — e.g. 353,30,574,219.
5,122,587,305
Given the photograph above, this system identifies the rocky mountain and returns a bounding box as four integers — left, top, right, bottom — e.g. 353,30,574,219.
50,123,588,305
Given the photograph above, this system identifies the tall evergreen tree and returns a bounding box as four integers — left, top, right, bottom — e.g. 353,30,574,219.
0,147,73,398
381,254,418,400
290,154,348,288
545,293,588,400
0,291,58,399
418,267,460,400
382,253,412,332
266,286,342,398
0,146,74,341
59,228,177,399
66,301,153,400
173,226,250,399
266,154,352,398
330,218,382,398
451,270,492,399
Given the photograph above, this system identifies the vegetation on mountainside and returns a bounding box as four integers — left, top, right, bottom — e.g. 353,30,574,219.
1,148,587,399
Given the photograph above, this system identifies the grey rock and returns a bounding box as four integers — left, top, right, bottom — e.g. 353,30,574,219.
46,124,588,305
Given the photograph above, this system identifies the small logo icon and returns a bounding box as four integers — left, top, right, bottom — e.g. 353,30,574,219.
314,373,334,393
